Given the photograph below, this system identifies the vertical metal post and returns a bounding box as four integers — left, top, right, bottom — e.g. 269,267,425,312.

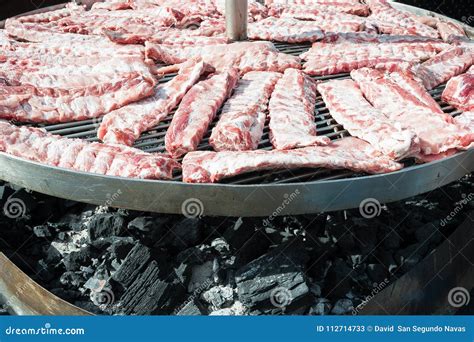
225,0,248,41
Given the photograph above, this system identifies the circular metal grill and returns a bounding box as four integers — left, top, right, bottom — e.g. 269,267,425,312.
1,2,473,216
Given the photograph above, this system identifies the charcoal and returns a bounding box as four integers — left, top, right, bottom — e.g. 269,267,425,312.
106,237,136,261
324,258,353,298
202,286,234,309
111,243,152,289
63,247,93,272
223,218,256,250
50,288,81,301
380,227,402,250
331,298,353,315
45,245,62,264
235,229,272,267
117,260,186,315
310,283,322,297
0,185,14,205
395,244,427,273
88,213,126,241
326,222,355,254
309,298,332,315
367,264,388,284
415,222,443,246
235,239,311,313
164,218,202,249
33,225,52,238
60,271,86,288
128,216,169,244
175,299,206,316
376,250,398,274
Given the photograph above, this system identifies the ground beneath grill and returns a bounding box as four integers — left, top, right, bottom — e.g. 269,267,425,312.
0,175,473,315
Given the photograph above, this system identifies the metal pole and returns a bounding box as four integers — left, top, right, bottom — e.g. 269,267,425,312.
225,0,248,41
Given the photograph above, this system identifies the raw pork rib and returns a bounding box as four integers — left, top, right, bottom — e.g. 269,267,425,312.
146,41,301,74
436,20,467,42
0,122,180,180
182,137,403,183
301,40,447,76
351,68,473,155
442,66,474,111
274,8,366,33
366,0,439,38
268,3,369,16
317,79,419,159
165,68,240,158
0,72,155,123
209,71,282,151
248,17,325,43
455,112,474,150
415,47,474,90
98,58,207,146
268,69,330,149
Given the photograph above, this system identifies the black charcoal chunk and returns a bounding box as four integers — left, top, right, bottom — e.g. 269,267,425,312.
88,213,126,241
235,240,311,313
111,243,152,289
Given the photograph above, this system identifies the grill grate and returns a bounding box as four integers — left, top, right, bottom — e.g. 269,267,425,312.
36,42,463,185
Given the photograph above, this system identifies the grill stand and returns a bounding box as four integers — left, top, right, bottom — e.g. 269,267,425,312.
225,0,248,41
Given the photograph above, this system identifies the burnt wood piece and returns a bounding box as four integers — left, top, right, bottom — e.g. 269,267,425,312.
235,239,312,314
359,211,474,314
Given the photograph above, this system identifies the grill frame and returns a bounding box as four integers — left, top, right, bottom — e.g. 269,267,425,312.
1,2,473,216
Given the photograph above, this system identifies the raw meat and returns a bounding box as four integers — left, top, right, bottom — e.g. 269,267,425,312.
248,17,325,43
209,71,282,151
415,47,474,90
268,68,330,149
317,79,419,159
268,2,369,16
145,41,301,74
436,20,466,42
274,8,366,33
351,67,473,155
0,122,180,180
455,111,474,150
442,66,474,111
182,137,403,183
165,68,240,158
0,72,155,123
98,58,207,146
301,40,447,75
365,0,439,38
